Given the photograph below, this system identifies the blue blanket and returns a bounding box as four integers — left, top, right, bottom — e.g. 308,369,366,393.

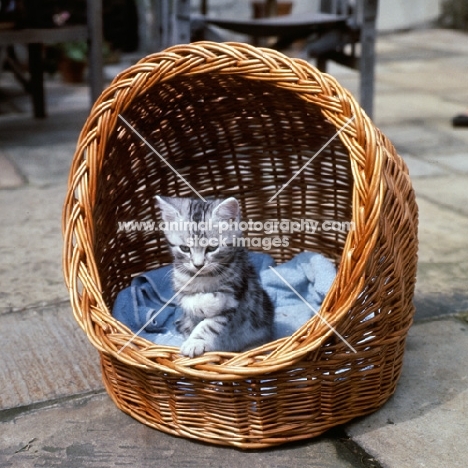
112,251,336,348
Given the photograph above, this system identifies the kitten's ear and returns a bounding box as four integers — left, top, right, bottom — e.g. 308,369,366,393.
156,196,181,223
213,197,240,221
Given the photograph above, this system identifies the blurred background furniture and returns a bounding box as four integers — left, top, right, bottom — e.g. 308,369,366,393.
145,0,191,51
0,0,103,118
146,0,377,118
191,0,379,118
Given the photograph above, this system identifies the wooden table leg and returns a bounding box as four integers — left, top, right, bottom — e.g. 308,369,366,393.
87,0,104,104
28,43,46,118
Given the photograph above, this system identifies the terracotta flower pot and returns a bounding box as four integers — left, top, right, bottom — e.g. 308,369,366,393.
59,59,86,83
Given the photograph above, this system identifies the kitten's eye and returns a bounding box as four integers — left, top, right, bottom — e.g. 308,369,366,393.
179,245,190,253
206,245,218,253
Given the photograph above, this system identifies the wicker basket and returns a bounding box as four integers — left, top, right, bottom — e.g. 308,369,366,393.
62,42,418,448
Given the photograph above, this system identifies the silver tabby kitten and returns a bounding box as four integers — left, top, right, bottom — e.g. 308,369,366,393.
156,195,274,358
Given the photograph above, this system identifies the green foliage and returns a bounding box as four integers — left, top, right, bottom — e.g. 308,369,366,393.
60,41,88,63
58,40,112,64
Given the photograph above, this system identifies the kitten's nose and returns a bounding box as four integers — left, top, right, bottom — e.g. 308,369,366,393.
191,251,205,269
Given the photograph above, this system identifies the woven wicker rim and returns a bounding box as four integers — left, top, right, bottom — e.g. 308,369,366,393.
63,41,390,378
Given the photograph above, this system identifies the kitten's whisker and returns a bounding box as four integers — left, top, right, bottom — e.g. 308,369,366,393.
162,270,173,282
117,264,209,354
268,266,357,353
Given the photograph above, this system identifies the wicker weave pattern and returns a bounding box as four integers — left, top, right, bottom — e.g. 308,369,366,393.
63,42,418,448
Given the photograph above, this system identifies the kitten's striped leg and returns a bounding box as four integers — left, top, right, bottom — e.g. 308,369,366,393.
180,314,232,358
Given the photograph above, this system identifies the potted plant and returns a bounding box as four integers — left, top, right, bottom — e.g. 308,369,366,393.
58,40,88,83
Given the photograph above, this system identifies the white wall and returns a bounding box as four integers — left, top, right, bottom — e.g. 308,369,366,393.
376,0,441,30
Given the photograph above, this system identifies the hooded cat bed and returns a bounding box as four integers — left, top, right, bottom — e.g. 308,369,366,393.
63,42,418,448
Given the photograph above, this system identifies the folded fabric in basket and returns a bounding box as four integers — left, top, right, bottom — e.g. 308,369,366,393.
112,251,336,348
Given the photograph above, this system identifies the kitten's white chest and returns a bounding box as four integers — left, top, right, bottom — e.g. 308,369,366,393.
179,291,236,318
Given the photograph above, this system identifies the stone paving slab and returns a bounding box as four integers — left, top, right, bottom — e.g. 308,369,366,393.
377,55,468,94
413,196,468,319
0,108,87,149
347,318,468,468
0,184,68,312
0,108,87,187
378,122,467,157
382,29,468,56
0,72,90,119
440,88,468,110
3,144,77,187
425,153,468,173
400,154,448,178
0,393,365,468
0,153,24,189
412,175,468,217
416,196,468,266
374,91,465,127
0,303,102,410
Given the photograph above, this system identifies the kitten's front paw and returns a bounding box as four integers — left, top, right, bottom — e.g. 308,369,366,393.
180,338,209,358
